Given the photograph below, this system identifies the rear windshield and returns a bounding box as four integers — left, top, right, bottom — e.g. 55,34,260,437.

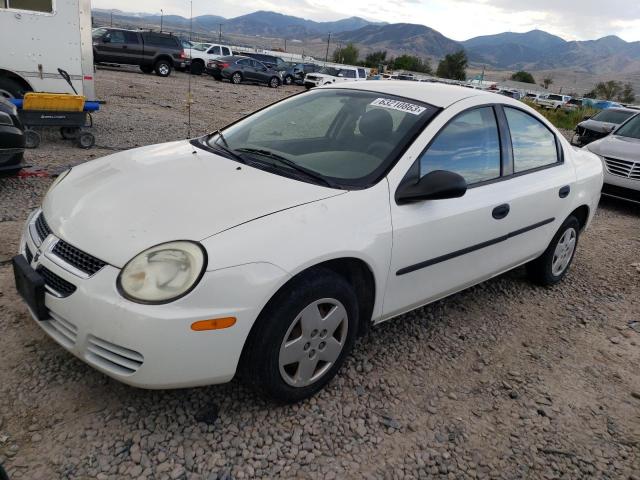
591,109,636,124
548,95,564,101
614,114,640,139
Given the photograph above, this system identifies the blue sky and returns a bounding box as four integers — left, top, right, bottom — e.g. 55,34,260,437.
92,0,640,42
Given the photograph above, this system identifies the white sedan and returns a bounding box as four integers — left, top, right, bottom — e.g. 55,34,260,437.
14,83,603,402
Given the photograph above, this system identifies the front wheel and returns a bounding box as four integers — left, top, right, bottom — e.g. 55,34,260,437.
526,216,580,286
284,75,293,85
268,76,280,88
241,268,359,403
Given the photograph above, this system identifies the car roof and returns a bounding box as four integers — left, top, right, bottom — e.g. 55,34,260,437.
600,107,638,113
325,81,498,108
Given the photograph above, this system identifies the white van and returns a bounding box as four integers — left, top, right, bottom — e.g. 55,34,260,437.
0,0,96,99
304,66,367,89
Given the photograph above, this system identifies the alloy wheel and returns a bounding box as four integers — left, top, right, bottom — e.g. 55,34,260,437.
552,227,576,276
278,298,348,388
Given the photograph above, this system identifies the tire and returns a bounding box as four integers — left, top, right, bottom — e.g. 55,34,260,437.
241,268,359,403
154,60,172,77
60,127,80,140
24,129,41,149
212,74,222,81
190,60,204,75
526,216,580,286
139,65,153,74
268,76,280,89
0,77,29,99
231,72,243,84
76,131,95,149
284,75,293,85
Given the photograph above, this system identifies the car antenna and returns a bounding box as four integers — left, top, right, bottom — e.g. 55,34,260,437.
187,0,193,141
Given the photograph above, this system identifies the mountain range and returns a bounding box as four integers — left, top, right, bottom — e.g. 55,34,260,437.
91,9,640,76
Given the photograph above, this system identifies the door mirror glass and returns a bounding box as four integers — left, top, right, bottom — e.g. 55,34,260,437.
396,170,467,204
103,35,111,43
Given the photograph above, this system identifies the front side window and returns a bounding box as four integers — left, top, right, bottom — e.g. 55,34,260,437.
222,47,231,56
124,32,139,44
504,108,558,172
419,107,501,184
358,68,366,78
106,31,126,44
4,0,52,12
199,89,436,187
210,46,221,55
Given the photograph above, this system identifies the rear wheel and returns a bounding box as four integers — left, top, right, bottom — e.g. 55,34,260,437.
526,216,580,286
241,268,359,403
24,129,41,149
0,77,29,99
231,72,243,84
154,60,172,77
76,131,95,149
190,60,204,75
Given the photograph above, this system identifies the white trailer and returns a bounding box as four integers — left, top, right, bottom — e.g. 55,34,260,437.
0,0,96,99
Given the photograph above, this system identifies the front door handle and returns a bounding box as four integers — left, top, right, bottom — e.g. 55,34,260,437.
559,185,571,198
492,204,510,220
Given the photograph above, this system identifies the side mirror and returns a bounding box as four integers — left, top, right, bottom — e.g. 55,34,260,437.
396,170,467,204
103,36,111,43
262,67,268,72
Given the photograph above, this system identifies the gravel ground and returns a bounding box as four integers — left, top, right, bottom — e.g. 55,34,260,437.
1,69,639,480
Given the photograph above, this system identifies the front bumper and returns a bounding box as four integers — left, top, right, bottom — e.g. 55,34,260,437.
602,171,640,203
17,210,289,388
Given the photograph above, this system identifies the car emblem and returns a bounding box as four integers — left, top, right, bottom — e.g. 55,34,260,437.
33,249,41,265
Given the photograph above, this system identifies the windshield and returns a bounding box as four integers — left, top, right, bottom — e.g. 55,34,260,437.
591,109,636,124
92,28,107,39
319,67,338,76
614,114,640,139
198,89,436,188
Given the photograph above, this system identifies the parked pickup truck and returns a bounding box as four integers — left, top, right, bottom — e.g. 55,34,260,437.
92,28,187,77
304,66,367,89
536,94,572,110
188,44,233,75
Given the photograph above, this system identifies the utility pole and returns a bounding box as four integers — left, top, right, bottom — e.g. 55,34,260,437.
110,10,113,26
219,24,222,42
284,38,287,52
160,9,163,32
325,32,331,63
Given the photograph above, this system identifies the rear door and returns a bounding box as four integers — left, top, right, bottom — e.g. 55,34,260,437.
122,31,143,63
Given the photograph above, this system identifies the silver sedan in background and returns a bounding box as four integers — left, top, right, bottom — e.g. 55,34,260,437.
585,113,640,203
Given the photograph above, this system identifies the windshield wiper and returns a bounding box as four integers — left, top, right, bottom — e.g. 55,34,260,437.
235,148,337,188
207,130,246,163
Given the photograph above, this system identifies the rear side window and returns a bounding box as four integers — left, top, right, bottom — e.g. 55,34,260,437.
210,46,221,55
504,108,558,172
419,106,501,184
548,95,563,101
222,47,231,56
143,33,179,48
124,32,139,44
358,68,366,78
4,0,52,12
342,70,356,78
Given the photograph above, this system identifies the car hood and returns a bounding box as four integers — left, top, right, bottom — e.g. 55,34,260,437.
43,140,342,268
586,134,640,160
578,119,618,133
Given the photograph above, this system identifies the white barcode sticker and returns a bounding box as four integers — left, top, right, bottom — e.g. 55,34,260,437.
370,98,427,115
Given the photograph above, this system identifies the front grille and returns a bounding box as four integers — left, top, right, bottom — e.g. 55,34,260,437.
86,335,144,375
35,213,52,242
25,246,33,264
604,157,640,179
306,75,318,81
37,266,76,297
52,240,106,276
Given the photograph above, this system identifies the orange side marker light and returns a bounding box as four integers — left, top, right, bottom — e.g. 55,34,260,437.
191,317,236,331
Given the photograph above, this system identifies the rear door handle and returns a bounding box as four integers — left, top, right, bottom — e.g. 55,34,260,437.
492,204,510,220
559,185,571,198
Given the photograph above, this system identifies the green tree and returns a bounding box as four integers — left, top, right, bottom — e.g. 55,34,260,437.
541,77,553,89
593,80,622,100
332,43,359,64
618,83,636,103
436,50,467,80
391,54,432,74
511,71,535,84
364,50,387,68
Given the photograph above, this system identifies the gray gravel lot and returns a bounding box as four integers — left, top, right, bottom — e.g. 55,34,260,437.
1,69,639,479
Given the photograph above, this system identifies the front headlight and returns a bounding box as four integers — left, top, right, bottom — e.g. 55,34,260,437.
117,241,207,304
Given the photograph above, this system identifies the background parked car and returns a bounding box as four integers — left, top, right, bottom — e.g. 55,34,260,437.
207,56,282,88
562,98,583,111
536,93,572,110
282,63,322,85
584,112,640,203
0,97,25,175
243,52,288,71
92,28,186,77
573,107,638,146
303,66,367,89
189,43,233,75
